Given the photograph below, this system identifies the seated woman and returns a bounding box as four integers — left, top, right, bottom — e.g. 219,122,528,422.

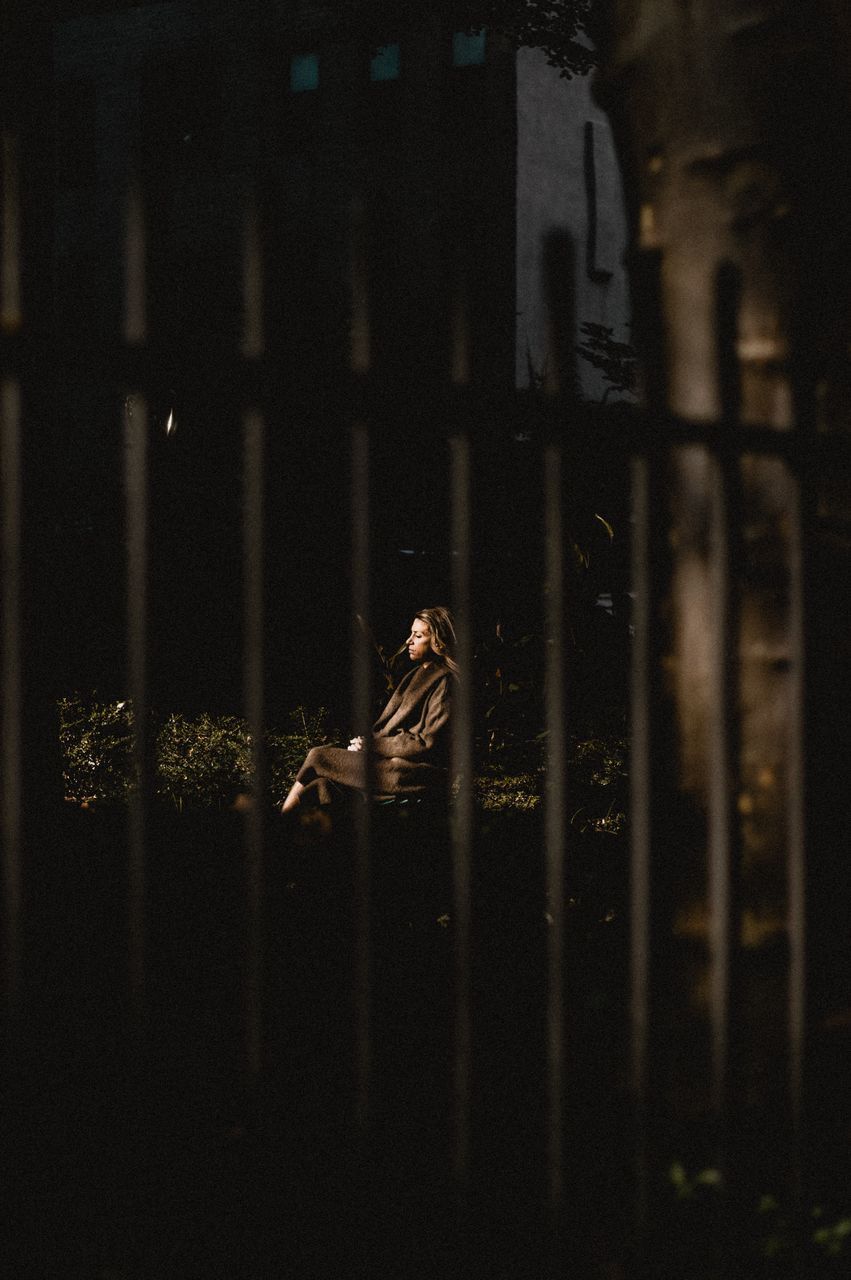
280,606,457,812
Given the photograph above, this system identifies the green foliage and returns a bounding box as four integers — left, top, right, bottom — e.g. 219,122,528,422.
570,798,626,835
756,1197,851,1266
475,768,543,811
157,712,252,810
267,706,334,802
572,734,627,786
665,1164,851,1272
575,322,638,402
476,626,543,763
568,735,627,833
59,696,332,811
57,695,628,823
668,1161,722,1200
473,734,627,816
320,2,599,79
813,1214,851,1259
490,0,599,77
58,695,134,805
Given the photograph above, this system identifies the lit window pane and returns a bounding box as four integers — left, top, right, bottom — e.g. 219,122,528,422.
452,30,486,67
290,53,319,93
370,43,400,82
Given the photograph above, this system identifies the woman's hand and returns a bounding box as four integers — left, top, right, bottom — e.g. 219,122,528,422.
347,736,365,752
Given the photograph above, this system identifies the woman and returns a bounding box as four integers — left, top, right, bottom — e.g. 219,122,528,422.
280,607,457,812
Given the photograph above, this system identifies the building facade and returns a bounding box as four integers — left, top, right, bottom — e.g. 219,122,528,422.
52,2,630,399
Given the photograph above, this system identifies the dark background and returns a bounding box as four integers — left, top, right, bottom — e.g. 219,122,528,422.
5,0,630,732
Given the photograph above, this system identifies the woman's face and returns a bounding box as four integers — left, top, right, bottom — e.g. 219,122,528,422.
407,618,433,664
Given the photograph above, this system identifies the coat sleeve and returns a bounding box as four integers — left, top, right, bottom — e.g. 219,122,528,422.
370,677,452,760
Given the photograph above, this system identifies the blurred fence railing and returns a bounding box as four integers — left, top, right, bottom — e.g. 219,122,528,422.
1,114,848,1278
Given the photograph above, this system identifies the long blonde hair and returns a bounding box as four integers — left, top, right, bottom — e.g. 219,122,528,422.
401,606,460,674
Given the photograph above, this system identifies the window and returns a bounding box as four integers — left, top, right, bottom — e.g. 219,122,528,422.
452,30,486,67
290,53,319,93
370,43,400,82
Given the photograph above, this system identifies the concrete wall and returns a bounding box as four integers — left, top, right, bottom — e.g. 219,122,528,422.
515,48,631,400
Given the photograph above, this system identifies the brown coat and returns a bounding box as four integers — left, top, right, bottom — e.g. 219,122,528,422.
295,662,454,803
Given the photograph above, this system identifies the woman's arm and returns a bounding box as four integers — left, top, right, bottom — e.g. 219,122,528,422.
370,679,451,760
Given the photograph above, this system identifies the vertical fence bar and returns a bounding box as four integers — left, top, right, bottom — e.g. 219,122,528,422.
786,466,806,1188
708,265,744,1201
627,248,669,1272
706,438,742,1280
543,437,566,1220
242,197,266,1083
351,420,372,1131
541,242,569,1233
0,134,21,328
124,179,148,1016
350,196,372,1131
449,431,473,1190
707,448,736,1147
1,131,23,1016
0,379,21,1015
629,448,652,1249
449,280,473,1193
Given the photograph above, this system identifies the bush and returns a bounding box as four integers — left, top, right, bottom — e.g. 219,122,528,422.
58,695,134,805
57,695,627,822
471,736,628,820
267,705,333,803
58,696,332,810
568,735,628,835
474,768,543,812
157,712,252,810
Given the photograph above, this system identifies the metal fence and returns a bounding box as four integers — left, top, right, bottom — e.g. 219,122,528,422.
0,104,846,1279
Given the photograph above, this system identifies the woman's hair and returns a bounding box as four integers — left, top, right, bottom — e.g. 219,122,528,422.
412,606,460,674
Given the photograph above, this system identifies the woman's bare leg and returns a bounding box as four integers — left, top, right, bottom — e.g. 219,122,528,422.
280,780,305,813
